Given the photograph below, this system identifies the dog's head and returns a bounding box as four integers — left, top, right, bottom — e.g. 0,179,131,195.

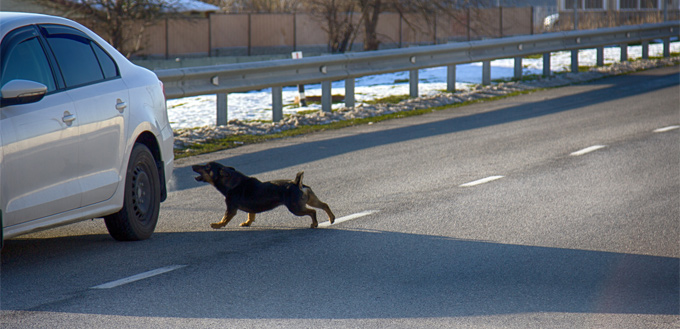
192,162,244,191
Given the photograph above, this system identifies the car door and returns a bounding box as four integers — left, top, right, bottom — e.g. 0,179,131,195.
40,25,129,207
0,26,81,227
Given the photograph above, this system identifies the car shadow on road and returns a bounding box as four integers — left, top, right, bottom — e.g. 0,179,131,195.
169,69,679,193
2,226,678,320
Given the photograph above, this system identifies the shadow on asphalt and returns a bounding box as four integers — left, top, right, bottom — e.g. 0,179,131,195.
2,226,678,319
169,69,679,193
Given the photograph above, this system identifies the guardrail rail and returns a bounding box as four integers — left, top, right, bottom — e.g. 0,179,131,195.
155,21,679,126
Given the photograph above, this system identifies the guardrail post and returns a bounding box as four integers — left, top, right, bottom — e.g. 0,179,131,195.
216,93,228,126
596,47,604,66
571,50,579,73
272,86,283,122
345,78,355,108
620,44,628,62
482,61,491,85
513,57,522,80
321,81,332,112
410,69,419,98
447,65,456,92
663,37,670,58
542,52,551,77
642,41,649,59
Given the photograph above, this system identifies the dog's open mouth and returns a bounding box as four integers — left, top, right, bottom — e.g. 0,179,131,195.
195,175,204,182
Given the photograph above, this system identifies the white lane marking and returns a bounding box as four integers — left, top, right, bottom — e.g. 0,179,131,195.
653,125,680,133
318,210,379,228
570,145,606,156
91,265,187,289
459,175,504,187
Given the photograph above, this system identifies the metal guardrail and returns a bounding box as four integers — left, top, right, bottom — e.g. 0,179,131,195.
156,21,679,125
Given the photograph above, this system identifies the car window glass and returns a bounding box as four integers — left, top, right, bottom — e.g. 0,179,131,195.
92,42,119,79
0,37,56,92
46,34,104,87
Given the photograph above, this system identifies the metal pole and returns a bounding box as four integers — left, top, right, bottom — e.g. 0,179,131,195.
272,86,283,122
596,47,604,66
345,78,355,108
409,69,419,98
447,65,456,92
543,52,551,77
482,61,491,85
216,93,228,126
321,81,332,112
514,57,523,80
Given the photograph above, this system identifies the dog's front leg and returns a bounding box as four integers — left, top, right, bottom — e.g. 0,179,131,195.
211,206,237,229
240,213,256,227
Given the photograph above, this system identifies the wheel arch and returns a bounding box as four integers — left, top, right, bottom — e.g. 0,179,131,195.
134,131,167,202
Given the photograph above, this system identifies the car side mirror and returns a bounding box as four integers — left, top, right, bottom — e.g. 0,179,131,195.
1,79,48,107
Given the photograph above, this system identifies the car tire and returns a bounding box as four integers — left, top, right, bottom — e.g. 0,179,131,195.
105,143,161,241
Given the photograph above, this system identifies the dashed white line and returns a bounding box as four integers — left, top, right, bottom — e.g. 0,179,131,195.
318,210,379,228
653,125,680,133
570,145,606,156
91,265,187,289
459,175,504,187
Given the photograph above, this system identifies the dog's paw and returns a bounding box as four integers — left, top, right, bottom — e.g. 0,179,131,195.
239,222,251,227
310,223,318,229
210,223,224,229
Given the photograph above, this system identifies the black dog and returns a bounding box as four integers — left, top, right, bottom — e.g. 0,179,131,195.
192,162,335,228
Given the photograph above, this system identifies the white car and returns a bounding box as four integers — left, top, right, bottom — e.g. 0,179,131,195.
0,12,174,245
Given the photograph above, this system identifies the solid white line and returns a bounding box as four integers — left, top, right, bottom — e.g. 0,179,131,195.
653,125,680,133
318,210,379,228
570,145,606,156
459,175,504,187
91,265,187,289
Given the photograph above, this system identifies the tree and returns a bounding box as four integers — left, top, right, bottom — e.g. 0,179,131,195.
38,0,180,57
306,0,359,52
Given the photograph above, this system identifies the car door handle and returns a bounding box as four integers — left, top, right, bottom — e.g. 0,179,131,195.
62,111,76,125
116,99,127,113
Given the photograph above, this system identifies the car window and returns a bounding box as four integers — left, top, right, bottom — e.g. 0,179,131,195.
41,25,119,88
0,33,57,93
45,33,105,87
92,42,119,79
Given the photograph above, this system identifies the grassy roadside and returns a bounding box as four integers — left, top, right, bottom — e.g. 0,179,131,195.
174,55,679,159
174,88,541,159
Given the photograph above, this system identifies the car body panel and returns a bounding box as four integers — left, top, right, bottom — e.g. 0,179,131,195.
0,12,173,240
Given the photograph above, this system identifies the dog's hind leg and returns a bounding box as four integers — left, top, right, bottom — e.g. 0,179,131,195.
304,188,335,224
211,206,237,229
288,204,318,228
240,213,256,227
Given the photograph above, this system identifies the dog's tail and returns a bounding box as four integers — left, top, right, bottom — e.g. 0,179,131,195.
294,171,304,189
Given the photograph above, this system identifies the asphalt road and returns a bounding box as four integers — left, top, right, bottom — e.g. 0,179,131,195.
2,65,678,328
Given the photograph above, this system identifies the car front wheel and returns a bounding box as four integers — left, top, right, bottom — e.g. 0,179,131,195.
105,143,161,241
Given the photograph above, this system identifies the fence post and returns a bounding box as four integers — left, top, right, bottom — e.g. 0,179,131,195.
247,14,252,56
663,37,670,57
571,49,579,73
321,81,332,112
543,52,551,77
409,69,419,98
272,86,283,122
482,61,491,85
642,40,649,59
514,57,523,80
216,93,228,126
447,65,456,92
345,78,355,108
